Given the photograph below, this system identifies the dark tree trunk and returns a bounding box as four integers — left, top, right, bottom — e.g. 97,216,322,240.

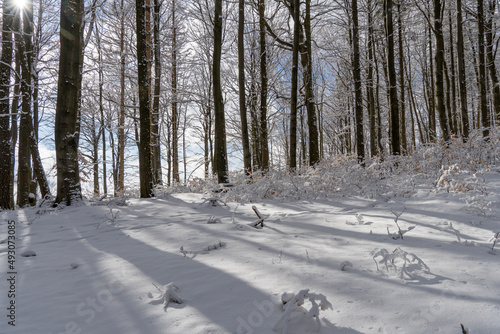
478,0,490,138
172,0,179,183
55,0,84,205
290,0,300,170
485,0,500,122
456,0,470,140
259,0,270,171
367,0,377,157
118,0,126,196
0,0,14,209
303,0,319,165
238,0,252,173
352,0,364,164
151,0,162,185
428,26,437,141
433,0,450,142
18,1,34,207
385,0,400,155
213,0,228,183
136,0,154,197
397,3,407,153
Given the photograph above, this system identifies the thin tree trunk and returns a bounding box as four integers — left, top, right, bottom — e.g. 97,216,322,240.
433,0,450,142
151,0,162,185
385,0,400,155
367,0,377,157
55,0,84,205
290,0,300,170
238,0,252,173
17,1,34,206
259,0,270,171
117,0,126,196
172,0,179,183
213,0,228,183
485,0,500,123
303,0,319,165
352,0,364,164
397,3,407,153
478,0,490,138
456,0,470,140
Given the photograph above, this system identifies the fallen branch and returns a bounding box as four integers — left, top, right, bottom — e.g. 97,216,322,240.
252,205,264,228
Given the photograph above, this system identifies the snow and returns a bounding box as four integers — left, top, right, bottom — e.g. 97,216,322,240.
2,154,500,333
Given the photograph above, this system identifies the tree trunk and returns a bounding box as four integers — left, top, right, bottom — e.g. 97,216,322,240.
213,0,228,183
397,2,407,153
303,0,319,165
478,0,490,138
367,0,377,158
290,0,300,170
151,0,162,185
385,0,400,155
485,0,500,123
428,26,437,141
18,1,34,207
448,8,459,136
55,0,84,205
136,0,154,197
352,0,364,164
118,0,126,196
238,0,252,173
433,0,450,142
0,0,14,209
456,0,470,140
259,0,270,171
172,0,179,183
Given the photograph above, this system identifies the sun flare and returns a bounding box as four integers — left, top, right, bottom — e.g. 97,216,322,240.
13,0,27,9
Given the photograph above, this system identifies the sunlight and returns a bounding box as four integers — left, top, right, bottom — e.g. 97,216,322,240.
13,0,27,9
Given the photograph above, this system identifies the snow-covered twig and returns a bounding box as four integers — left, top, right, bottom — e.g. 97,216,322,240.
252,205,264,228
148,282,183,311
489,232,500,250
274,289,332,334
180,241,227,257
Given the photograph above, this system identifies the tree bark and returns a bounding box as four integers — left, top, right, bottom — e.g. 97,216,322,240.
485,0,500,123
433,0,450,142
55,0,84,205
478,0,490,138
303,0,319,165
0,0,14,209
136,0,154,197
397,2,407,153
118,0,126,196
172,0,179,183
352,0,364,164
259,0,270,171
238,0,252,174
151,0,162,185
290,0,300,170
367,0,377,157
385,0,400,155
213,0,228,183
456,0,470,140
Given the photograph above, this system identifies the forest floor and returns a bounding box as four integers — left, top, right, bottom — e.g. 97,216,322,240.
2,145,500,333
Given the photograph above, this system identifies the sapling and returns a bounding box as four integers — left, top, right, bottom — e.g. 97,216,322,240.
387,207,415,239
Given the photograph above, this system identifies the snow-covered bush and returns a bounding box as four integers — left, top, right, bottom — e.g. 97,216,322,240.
274,289,332,334
372,247,430,279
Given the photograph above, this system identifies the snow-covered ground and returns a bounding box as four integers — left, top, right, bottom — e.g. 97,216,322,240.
2,158,500,333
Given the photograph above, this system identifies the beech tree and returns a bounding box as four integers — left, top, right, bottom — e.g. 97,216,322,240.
0,0,14,209
54,0,84,205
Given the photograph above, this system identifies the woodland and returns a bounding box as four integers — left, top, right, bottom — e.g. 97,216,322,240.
1,0,500,207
